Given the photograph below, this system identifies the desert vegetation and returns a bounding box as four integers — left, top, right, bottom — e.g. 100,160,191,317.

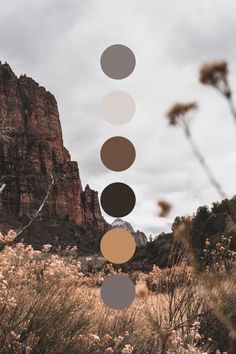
0,224,235,354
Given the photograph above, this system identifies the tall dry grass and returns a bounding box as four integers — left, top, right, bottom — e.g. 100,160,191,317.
0,230,234,353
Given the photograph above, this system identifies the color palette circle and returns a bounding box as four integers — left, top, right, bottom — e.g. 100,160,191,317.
101,136,136,172
100,45,136,80
100,275,135,310
100,182,136,217
101,91,135,125
99,45,136,311
100,229,136,264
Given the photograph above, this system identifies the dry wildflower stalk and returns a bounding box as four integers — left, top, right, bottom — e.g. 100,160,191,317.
135,281,149,299
0,230,17,245
0,132,55,245
173,217,236,351
0,183,6,194
158,200,172,218
167,102,226,198
200,61,229,92
167,103,198,126
15,174,55,241
173,217,193,249
0,173,55,244
145,262,209,354
200,60,236,126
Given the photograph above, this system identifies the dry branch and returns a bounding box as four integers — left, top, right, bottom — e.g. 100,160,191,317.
167,102,226,199
15,174,55,240
0,183,6,194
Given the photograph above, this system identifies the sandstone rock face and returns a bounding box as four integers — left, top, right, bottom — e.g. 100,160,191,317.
0,62,108,248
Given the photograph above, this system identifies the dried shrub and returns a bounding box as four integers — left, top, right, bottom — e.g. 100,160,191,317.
167,102,198,126
166,100,225,198
200,61,228,89
158,200,172,218
0,236,230,353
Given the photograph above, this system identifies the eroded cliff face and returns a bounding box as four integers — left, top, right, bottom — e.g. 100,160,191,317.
0,62,108,249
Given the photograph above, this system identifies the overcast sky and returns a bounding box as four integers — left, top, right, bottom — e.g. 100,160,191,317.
1,0,236,235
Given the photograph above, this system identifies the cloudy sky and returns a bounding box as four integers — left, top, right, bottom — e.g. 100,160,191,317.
1,0,236,235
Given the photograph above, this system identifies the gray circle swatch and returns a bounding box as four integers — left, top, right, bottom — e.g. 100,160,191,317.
101,275,136,310
101,91,135,125
100,45,136,80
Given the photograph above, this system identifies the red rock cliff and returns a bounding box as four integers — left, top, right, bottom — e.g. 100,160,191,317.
0,62,108,248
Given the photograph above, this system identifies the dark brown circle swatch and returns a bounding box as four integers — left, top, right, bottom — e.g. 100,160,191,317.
101,136,136,172
100,275,135,310
100,182,136,217
100,45,136,80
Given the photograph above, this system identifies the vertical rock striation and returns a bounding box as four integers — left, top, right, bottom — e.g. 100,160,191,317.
0,62,108,248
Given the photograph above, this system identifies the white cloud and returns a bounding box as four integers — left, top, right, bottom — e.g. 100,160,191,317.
1,0,236,235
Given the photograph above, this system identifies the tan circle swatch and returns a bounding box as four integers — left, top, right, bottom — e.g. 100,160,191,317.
101,91,135,125
100,228,136,264
101,136,136,172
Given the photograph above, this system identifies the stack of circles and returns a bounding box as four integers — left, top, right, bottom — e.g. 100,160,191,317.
99,44,137,310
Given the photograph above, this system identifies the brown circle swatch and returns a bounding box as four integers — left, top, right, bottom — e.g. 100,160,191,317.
100,275,135,310
101,136,136,172
100,182,136,217
100,228,136,264
100,44,136,80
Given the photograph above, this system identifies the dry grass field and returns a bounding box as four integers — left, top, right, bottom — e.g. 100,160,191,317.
0,230,235,353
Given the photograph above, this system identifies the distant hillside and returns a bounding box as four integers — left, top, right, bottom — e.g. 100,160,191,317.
127,197,236,271
111,218,147,246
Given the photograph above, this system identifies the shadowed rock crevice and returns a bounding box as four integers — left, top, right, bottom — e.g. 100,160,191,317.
0,62,109,250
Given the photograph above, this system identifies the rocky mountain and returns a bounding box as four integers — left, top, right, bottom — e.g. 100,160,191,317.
0,62,109,250
111,218,147,246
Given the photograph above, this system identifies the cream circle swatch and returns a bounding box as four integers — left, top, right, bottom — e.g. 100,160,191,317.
101,275,135,310
100,228,136,264
101,91,135,125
